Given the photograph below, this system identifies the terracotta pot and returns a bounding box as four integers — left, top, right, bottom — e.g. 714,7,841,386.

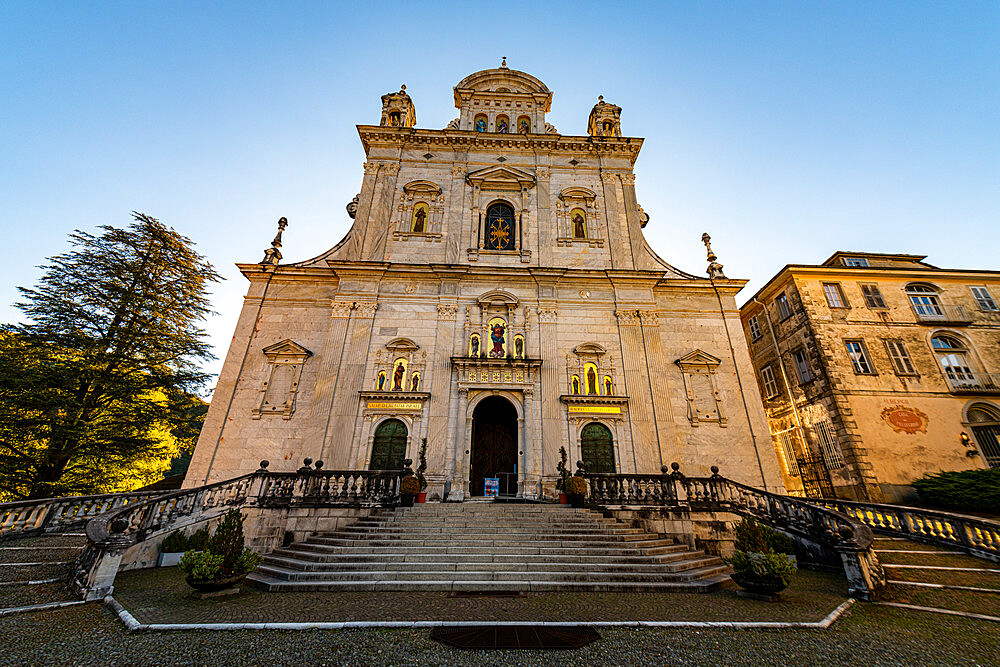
416,492,427,503
559,493,569,504
185,574,246,592
730,572,789,595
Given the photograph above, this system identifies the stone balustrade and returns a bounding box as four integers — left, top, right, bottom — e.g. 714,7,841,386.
0,490,166,540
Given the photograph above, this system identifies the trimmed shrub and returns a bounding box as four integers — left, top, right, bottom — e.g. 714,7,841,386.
187,527,210,551
179,509,260,583
726,550,796,587
400,475,420,495
734,517,795,555
912,468,1000,514
565,476,588,497
161,530,188,553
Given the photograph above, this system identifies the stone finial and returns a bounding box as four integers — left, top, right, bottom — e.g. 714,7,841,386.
701,232,726,279
260,217,288,265
501,56,507,68
346,195,359,219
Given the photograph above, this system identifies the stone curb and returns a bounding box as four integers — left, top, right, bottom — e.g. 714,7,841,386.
0,600,88,617
887,580,1000,595
875,602,1000,623
103,597,855,633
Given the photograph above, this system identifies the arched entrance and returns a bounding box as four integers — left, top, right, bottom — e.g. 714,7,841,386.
470,396,518,496
968,403,1000,468
370,419,408,470
580,422,616,473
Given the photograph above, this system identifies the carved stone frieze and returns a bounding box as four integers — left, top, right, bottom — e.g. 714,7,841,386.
615,310,639,325
331,300,354,318
638,310,659,327
536,307,558,323
437,303,459,320
353,301,379,318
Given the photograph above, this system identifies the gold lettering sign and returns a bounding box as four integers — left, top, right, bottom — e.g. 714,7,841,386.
367,401,422,411
568,405,621,414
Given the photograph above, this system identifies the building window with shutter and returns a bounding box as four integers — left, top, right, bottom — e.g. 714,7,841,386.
815,421,845,469
760,364,779,398
845,339,876,374
970,286,998,311
823,283,848,308
883,339,918,376
860,283,887,309
792,349,812,383
776,293,793,321
748,315,762,342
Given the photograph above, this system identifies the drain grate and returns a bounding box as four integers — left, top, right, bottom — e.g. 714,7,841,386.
429,625,600,650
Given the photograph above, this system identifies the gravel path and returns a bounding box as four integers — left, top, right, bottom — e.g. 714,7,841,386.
2,602,998,666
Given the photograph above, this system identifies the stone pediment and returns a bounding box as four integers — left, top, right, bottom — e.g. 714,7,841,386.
466,165,535,191
385,337,420,352
261,339,312,360
559,186,597,202
674,349,722,369
573,343,607,356
477,289,519,306
402,180,443,196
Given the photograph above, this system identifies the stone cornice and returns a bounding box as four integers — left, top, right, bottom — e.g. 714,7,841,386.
559,394,629,406
357,125,644,165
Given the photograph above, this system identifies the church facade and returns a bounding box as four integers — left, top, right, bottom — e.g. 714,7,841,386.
185,64,784,500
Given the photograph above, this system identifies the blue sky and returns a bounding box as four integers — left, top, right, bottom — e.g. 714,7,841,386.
2,2,997,383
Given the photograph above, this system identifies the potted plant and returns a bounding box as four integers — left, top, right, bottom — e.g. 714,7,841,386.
564,475,588,508
158,529,188,567
179,509,261,593
400,475,420,507
415,438,428,503
556,446,570,504
724,517,797,598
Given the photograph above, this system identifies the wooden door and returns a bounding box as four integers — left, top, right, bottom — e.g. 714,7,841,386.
470,397,518,496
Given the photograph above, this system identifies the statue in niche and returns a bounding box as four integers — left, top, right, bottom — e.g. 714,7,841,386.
411,374,420,391
413,207,426,233
514,337,523,359
489,321,507,358
573,214,586,239
518,118,530,134
470,335,480,357
377,371,386,391
392,362,405,390
496,118,509,133
475,117,487,132
605,377,613,395
572,376,581,394
587,367,598,395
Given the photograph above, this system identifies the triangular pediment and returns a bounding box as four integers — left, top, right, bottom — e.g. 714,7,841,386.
262,339,313,359
674,349,722,369
466,165,535,190
573,342,607,356
385,337,421,352
402,180,443,196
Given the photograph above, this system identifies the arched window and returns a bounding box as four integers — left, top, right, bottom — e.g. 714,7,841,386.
584,362,599,395
484,202,515,250
391,358,408,391
968,404,1000,468
571,208,587,239
571,375,581,394
411,202,429,233
932,334,975,386
474,114,488,132
580,422,616,473
907,284,943,318
517,116,530,134
370,419,408,470
495,115,509,134
603,376,613,395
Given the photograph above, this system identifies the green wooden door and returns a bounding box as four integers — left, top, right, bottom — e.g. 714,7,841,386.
580,423,616,474
370,419,408,470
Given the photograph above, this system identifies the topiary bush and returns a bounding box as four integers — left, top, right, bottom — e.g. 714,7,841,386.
564,476,588,497
912,468,1000,514
556,446,570,492
179,509,260,586
400,475,420,495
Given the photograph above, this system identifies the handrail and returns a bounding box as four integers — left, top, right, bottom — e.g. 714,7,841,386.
812,498,1000,563
0,490,168,540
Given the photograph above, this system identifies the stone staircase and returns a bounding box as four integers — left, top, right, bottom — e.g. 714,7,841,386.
247,502,732,593
0,532,86,612
874,536,1000,620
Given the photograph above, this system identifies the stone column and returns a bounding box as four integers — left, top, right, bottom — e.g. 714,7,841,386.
448,387,469,501
535,165,553,266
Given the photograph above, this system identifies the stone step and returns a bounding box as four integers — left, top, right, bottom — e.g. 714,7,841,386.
284,544,675,557
246,573,731,593
253,563,729,583
348,519,629,530
261,556,726,576
269,546,695,564
332,528,650,540
0,547,82,565
0,562,71,583
304,535,674,548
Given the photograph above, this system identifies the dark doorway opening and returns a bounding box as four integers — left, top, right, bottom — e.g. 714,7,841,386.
470,396,518,496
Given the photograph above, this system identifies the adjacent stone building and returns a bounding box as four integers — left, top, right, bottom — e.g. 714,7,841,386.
740,251,1000,502
185,63,783,499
